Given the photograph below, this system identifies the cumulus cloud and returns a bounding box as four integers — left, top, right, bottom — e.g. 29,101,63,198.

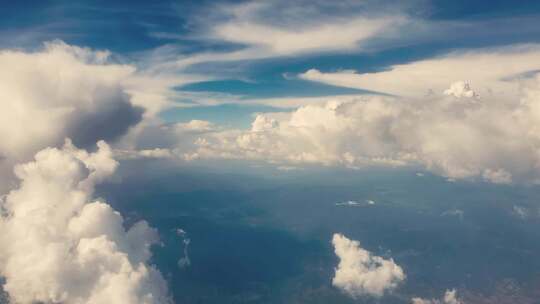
331,233,405,298
443,81,478,99
0,140,171,304
0,41,147,193
113,119,219,161
0,41,143,161
482,168,512,184
180,74,540,183
412,289,462,304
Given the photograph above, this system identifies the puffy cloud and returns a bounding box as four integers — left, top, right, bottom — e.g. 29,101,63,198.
113,119,219,161
443,81,478,99
482,168,512,184
0,41,143,161
181,75,540,184
0,41,146,193
412,289,462,304
0,140,171,304
331,233,405,298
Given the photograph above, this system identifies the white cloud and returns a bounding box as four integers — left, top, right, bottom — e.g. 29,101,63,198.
513,205,529,219
186,1,408,60
114,148,175,160
0,41,142,160
441,209,465,220
335,200,375,207
176,120,215,132
298,45,540,97
332,233,405,298
335,200,361,207
0,41,221,195
213,17,402,56
0,140,171,304
443,81,478,99
412,289,462,304
179,74,540,183
0,41,148,193
482,168,512,184
175,229,191,269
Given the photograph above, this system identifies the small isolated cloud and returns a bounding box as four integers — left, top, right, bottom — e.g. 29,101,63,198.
513,205,529,219
441,209,465,220
336,200,361,206
0,140,171,303
412,289,462,304
332,233,405,298
175,228,191,269
335,200,376,207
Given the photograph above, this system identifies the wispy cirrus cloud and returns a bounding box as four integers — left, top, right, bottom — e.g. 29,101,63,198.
298,44,540,97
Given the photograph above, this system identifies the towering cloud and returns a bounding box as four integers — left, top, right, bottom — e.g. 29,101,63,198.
0,41,143,193
331,233,405,298
0,140,171,304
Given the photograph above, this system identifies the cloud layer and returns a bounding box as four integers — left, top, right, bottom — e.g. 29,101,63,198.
177,74,540,184
331,233,405,298
0,140,170,304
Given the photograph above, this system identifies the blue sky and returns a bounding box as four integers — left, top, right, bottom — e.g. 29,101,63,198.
4,0,540,126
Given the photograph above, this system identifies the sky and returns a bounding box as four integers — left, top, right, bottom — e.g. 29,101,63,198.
2,0,540,303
